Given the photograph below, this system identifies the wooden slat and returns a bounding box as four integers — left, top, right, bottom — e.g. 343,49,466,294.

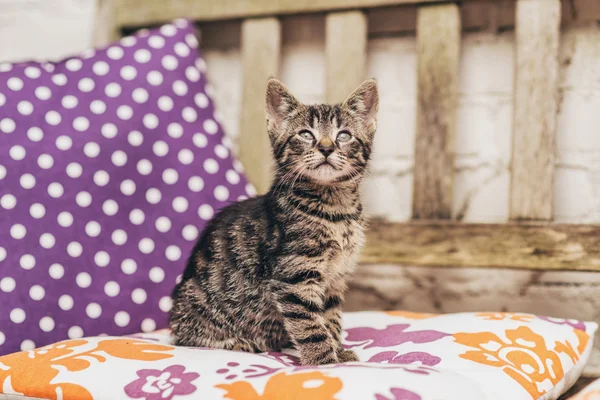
239,18,281,194
325,11,368,104
412,3,461,219
361,221,600,271
93,0,120,47
510,0,561,220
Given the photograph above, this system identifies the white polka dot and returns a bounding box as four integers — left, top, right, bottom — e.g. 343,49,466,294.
188,176,204,192
110,150,127,167
160,24,177,37
24,66,41,78
182,107,197,122
102,199,118,216
120,65,137,80
68,326,83,338
84,142,100,158
0,247,6,262
7,77,23,91
153,140,169,157
1,277,16,292
215,144,229,159
76,272,91,288
246,184,257,196
162,55,178,71
149,35,165,48
204,119,218,134
195,93,209,108
174,42,191,57
10,224,26,239
20,173,36,189
173,80,188,96
18,101,33,115
107,46,124,60
105,82,122,97
0,332,4,346
76,191,92,207
40,317,55,332
158,96,173,112
56,135,72,150
94,251,110,267
93,60,110,76
187,33,199,48
121,259,137,275
120,179,136,196
112,229,128,245
102,123,118,139
0,118,15,133
66,162,83,178
226,170,241,185
155,216,171,233
185,66,200,82
20,254,35,270
47,183,64,199
178,149,194,165
149,267,165,283
172,196,188,213
115,311,130,327
1,194,16,210
141,318,156,333
146,188,162,204
78,78,95,92
131,288,147,305
133,88,149,103
73,116,90,131
57,211,73,227
162,168,179,185
166,245,182,261
90,100,106,114
159,296,173,312
143,114,158,129
134,49,151,63
10,145,26,160
29,203,45,219
35,86,51,100
137,159,152,175
52,74,67,86
66,59,82,71
167,122,183,139
37,154,54,169
40,233,55,249
182,225,199,241
61,95,78,109
129,209,145,225
49,263,64,279
0,165,5,180
117,105,133,120
204,159,219,174
139,238,155,254
205,83,216,97
20,340,35,351
198,204,214,220
193,133,207,148
10,308,25,323
68,242,83,258
86,303,102,318
29,285,45,301
147,70,163,86
214,185,230,201
234,159,245,173
120,35,136,47
94,170,110,186
59,295,74,311
105,281,120,297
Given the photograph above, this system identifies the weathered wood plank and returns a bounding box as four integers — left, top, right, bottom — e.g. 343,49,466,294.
239,18,281,194
361,221,600,271
325,11,367,104
93,0,120,47
412,4,461,219
510,0,561,220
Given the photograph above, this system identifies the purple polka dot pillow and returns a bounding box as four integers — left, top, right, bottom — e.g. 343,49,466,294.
0,20,254,355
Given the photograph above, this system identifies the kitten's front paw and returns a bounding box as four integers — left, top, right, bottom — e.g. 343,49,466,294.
338,349,359,363
301,350,339,366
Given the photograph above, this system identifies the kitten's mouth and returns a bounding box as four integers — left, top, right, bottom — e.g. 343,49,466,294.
314,160,338,170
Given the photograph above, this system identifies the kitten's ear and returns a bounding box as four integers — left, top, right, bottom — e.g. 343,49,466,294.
265,78,300,129
342,79,379,126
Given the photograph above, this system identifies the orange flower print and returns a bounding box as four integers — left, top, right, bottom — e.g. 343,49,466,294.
475,312,534,323
0,338,174,400
216,371,343,400
454,326,589,398
385,311,438,320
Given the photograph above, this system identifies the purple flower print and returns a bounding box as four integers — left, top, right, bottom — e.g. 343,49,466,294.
368,351,441,366
124,365,199,400
344,324,449,349
375,388,422,400
538,316,586,331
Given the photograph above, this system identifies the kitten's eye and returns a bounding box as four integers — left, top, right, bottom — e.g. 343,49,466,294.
298,130,314,141
337,131,352,143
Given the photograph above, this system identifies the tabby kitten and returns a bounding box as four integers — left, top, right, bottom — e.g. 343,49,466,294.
170,78,379,365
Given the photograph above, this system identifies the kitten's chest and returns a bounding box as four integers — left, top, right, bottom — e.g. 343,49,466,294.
322,219,365,275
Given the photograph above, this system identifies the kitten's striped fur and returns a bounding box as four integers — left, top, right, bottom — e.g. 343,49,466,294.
170,78,379,365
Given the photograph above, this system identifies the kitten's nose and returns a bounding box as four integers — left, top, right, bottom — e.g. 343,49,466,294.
318,137,335,157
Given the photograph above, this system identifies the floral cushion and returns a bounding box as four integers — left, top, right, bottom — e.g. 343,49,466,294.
569,378,600,399
0,311,596,400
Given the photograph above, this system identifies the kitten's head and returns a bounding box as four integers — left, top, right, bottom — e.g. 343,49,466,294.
266,78,379,186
